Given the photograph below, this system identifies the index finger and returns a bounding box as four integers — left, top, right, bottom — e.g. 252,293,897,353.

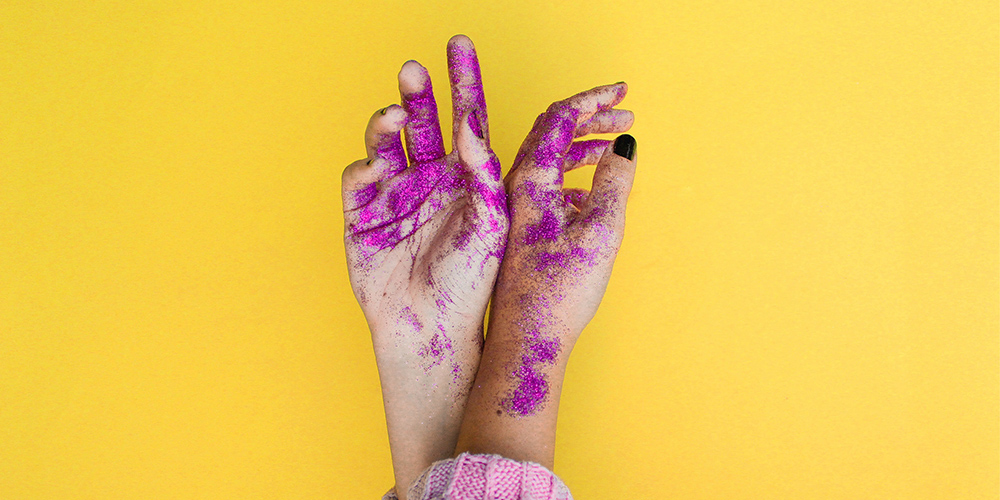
447,34,489,147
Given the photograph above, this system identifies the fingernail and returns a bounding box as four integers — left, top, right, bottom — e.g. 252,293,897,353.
366,158,374,165
468,110,484,139
380,107,388,115
613,134,636,161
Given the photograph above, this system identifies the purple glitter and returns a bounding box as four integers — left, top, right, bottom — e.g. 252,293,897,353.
448,36,489,145
417,323,453,370
533,104,579,176
563,190,587,207
350,182,378,210
474,172,505,211
373,105,408,170
349,159,452,256
468,109,484,140
401,64,446,164
400,306,423,332
523,210,560,245
569,246,599,267
501,328,561,416
506,365,548,415
453,226,473,250
534,251,567,271
563,139,608,168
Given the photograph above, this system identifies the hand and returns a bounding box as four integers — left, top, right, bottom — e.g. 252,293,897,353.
342,36,505,366
493,82,636,415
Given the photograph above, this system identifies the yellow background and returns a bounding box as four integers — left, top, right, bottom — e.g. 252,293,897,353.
1,0,997,498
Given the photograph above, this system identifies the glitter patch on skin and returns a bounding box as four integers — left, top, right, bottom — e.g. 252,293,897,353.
400,306,423,336
501,328,561,416
416,323,453,371
448,41,489,144
401,70,446,164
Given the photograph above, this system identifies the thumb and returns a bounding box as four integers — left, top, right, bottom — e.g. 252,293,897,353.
456,109,501,184
581,134,637,231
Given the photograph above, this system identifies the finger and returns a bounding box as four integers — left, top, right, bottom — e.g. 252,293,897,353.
562,188,589,210
448,34,489,146
581,134,637,233
564,139,611,172
524,103,578,181
364,105,408,173
575,109,634,138
398,60,445,164
343,158,397,213
563,82,629,126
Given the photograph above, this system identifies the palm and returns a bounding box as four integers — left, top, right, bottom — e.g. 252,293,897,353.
346,152,505,325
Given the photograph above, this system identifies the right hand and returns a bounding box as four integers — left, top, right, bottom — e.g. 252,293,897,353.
494,83,637,346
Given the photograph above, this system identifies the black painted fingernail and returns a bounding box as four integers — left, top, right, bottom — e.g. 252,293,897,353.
613,134,636,161
380,107,388,115
366,158,373,165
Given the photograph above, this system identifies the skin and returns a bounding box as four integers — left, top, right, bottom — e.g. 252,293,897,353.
341,35,505,500
454,83,637,469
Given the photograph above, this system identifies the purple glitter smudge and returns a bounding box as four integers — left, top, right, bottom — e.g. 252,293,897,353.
401,70,446,164
400,306,423,332
374,111,408,169
417,323,453,370
563,190,587,207
354,160,444,228
526,334,559,363
506,365,548,415
453,226,472,250
518,180,561,208
501,328,561,416
534,105,579,174
474,173,505,212
523,210,560,245
448,38,489,144
579,204,606,225
351,182,377,209
534,251,567,271
569,246,599,267
349,159,455,256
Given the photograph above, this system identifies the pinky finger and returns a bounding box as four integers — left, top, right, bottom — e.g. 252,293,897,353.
342,157,392,212
364,105,408,173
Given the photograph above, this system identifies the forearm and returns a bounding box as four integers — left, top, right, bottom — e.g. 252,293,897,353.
453,308,573,469
371,321,481,498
